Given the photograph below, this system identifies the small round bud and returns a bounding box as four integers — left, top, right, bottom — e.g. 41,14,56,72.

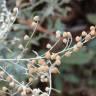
82,31,87,36
73,45,80,52
51,53,57,60
9,81,15,87
75,36,81,42
6,75,13,82
67,32,71,37
46,43,51,49
18,44,24,49
26,88,32,94
23,86,27,92
33,16,39,22
31,60,36,64
51,67,60,74
90,26,95,30
56,55,61,60
63,39,67,43
29,68,36,74
56,30,61,38
13,7,18,15
13,7,18,12
29,78,33,83
63,32,68,38
21,91,26,96
43,78,49,82
31,22,37,28
10,16,15,21
2,87,8,92
54,60,61,65
0,71,4,77
90,30,96,36
17,87,23,93
40,75,45,79
38,66,49,72
38,59,46,65
85,34,91,41
64,51,71,57
45,87,50,92
76,42,83,48
45,51,51,59
24,35,29,40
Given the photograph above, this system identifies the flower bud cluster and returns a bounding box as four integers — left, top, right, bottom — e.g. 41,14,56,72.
0,2,96,95
48,26,96,58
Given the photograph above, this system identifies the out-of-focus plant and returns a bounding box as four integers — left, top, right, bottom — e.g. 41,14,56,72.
0,0,96,96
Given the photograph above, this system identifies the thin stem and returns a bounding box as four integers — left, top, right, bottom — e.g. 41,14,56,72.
0,66,22,86
49,39,60,51
57,37,70,54
17,21,39,59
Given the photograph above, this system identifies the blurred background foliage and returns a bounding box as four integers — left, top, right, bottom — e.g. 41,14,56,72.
1,0,96,96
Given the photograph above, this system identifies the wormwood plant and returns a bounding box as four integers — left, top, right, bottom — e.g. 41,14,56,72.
0,0,96,96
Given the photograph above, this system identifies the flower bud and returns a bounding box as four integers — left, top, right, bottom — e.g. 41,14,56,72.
75,36,81,42
51,67,60,74
76,42,83,48
85,34,91,41
21,91,26,96
56,30,61,38
9,81,15,87
17,87,23,93
33,16,40,22
18,44,24,49
6,75,13,82
46,43,51,49
45,51,51,59
82,31,87,36
2,87,8,92
64,51,71,57
54,60,61,65
90,26,95,30
24,35,29,40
